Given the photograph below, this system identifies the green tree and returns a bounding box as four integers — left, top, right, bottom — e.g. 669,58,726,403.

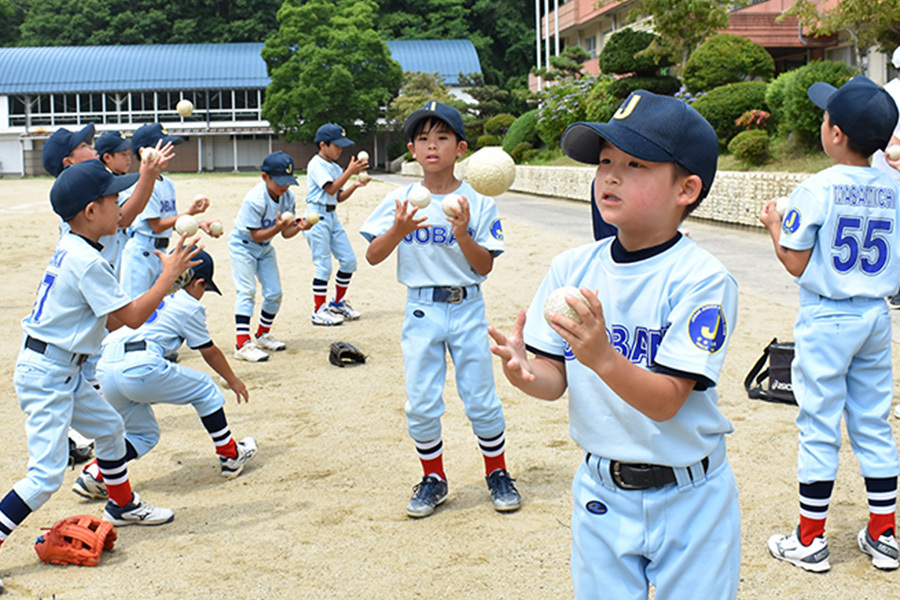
778,0,900,77
386,71,458,132
0,0,27,46
262,0,403,142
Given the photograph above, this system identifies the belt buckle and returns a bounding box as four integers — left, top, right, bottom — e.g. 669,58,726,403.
610,461,643,490
446,287,464,304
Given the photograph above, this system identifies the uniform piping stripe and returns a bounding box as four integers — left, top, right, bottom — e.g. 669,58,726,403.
104,474,129,486
799,507,829,520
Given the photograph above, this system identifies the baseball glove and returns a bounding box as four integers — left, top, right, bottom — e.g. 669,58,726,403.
34,514,117,567
329,341,366,367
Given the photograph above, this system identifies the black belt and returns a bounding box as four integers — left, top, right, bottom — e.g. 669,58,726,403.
25,335,88,365
325,205,336,212
432,286,467,303
153,237,169,249
588,453,710,490
124,341,147,353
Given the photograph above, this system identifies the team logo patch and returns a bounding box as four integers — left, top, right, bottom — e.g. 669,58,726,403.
782,208,801,234
490,218,504,240
563,342,575,361
585,500,607,515
413,309,425,318
687,304,727,353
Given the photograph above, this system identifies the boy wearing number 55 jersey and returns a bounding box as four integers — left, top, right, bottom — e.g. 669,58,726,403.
761,76,900,572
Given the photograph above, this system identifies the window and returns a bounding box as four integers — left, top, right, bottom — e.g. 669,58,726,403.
585,36,596,59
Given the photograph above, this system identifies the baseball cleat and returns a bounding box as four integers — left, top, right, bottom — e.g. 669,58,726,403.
486,468,521,512
767,527,830,572
103,492,174,526
220,437,258,479
234,341,269,362
255,332,286,352
312,305,344,326
328,299,361,321
858,527,900,570
406,475,448,518
72,465,107,500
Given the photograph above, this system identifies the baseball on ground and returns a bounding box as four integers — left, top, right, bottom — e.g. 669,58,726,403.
887,144,900,161
140,147,160,164
306,213,320,225
466,147,516,197
209,220,224,236
177,99,194,117
175,214,199,236
408,184,431,208
442,193,463,217
543,286,589,325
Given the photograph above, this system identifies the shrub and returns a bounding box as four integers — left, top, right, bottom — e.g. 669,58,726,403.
503,109,541,155
484,113,516,136
387,140,406,161
683,33,775,93
583,77,620,122
535,76,596,147
736,109,771,131
606,75,682,100
728,129,770,166
476,134,502,149
599,28,672,76
510,141,533,163
691,81,769,146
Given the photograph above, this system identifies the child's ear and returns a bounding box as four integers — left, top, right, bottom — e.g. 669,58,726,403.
407,141,415,158
456,140,468,158
677,174,703,208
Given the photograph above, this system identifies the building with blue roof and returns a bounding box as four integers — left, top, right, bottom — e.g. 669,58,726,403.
0,40,482,176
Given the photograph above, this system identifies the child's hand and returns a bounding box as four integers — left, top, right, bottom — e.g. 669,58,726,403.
139,140,174,177
445,195,471,236
197,220,222,238
348,155,368,175
188,194,211,215
156,232,202,279
759,199,781,229
544,288,614,372
489,311,536,384
393,199,428,236
228,377,250,404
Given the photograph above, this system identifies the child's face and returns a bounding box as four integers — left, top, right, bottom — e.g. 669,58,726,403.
64,142,98,168
319,142,343,162
408,121,466,173
91,193,121,236
262,173,290,199
104,150,131,175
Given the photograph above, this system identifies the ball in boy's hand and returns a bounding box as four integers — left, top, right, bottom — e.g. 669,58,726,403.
466,147,516,197
176,99,194,117
209,220,224,236
175,214,199,236
408,184,431,208
774,196,790,218
357,151,370,183
281,211,294,223
887,144,900,161
140,147,159,164
442,194,463,217
306,213,320,225
543,286,589,325
357,151,369,162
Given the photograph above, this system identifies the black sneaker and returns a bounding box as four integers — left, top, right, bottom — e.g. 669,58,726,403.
486,469,521,513
406,475,448,518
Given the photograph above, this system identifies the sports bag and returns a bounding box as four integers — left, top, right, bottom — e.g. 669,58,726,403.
744,338,796,404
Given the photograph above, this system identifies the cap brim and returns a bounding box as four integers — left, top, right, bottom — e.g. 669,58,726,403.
807,82,837,110
102,172,140,196
77,123,96,146
270,174,298,186
206,279,222,295
165,135,185,146
332,138,354,147
403,110,431,139
561,122,673,165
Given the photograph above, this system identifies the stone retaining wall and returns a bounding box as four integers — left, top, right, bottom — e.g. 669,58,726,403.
400,159,811,229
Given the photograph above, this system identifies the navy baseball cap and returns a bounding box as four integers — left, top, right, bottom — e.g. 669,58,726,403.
314,123,354,147
807,76,898,151
41,123,96,177
404,100,467,141
261,151,299,186
190,250,221,295
561,90,719,194
131,123,184,155
94,131,131,157
50,159,140,222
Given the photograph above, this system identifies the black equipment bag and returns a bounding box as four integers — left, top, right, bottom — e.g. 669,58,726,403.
744,338,796,404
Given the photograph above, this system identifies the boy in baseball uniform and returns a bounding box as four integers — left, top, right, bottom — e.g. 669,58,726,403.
303,123,368,326
41,123,98,177
360,101,521,518
761,76,900,572
72,250,258,499
229,151,312,362
0,160,201,552
489,91,740,599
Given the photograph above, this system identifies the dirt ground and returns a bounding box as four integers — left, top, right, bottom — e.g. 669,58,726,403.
0,172,898,599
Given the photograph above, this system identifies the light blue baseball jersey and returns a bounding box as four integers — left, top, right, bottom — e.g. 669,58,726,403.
123,175,177,239
523,235,737,466
102,289,211,357
22,233,132,355
58,192,128,269
359,181,505,287
779,164,900,300
232,181,296,241
304,154,342,207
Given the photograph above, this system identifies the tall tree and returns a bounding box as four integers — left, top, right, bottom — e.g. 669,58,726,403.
262,0,403,142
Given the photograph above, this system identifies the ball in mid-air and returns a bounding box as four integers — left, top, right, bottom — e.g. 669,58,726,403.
408,184,431,208
887,144,900,161
174,214,199,236
208,221,224,236
466,147,516,197
442,194,463,217
543,286,588,325
176,99,194,117
281,211,294,223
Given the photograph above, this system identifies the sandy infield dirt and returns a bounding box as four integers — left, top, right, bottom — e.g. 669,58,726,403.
0,173,898,599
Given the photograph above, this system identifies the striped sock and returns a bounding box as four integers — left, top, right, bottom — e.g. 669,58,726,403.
866,476,897,540
235,314,251,349
96,456,133,508
334,271,352,303
201,409,236,459
478,431,507,476
313,278,328,312
256,310,276,338
0,490,32,545
799,480,833,545
415,437,445,481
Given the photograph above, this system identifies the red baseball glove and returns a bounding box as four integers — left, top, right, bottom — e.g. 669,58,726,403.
34,514,117,567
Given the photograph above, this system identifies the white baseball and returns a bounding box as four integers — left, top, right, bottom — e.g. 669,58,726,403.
174,214,199,236
176,99,194,117
306,212,320,225
887,144,900,161
140,147,159,163
358,172,370,183
543,286,589,325
442,193,463,217
281,211,294,223
209,220,224,236
357,150,369,162
408,184,432,208
774,196,790,218
466,147,516,197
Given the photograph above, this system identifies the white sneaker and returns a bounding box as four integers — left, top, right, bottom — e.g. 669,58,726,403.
103,491,174,526
858,527,900,570
220,437,258,479
328,299,361,320
312,305,344,326
234,341,269,362
255,332,286,352
72,463,107,500
893,404,900,420
767,528,830,572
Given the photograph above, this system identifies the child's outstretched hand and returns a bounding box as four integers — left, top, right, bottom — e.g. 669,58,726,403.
139,140,175,177
544,288,613,373
489,311,536,385
156,232,202,280
188,194,211,215
348,155,368,175
393,199,428,236
445,195,471,236
759,198,781,229
228,377,250,404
